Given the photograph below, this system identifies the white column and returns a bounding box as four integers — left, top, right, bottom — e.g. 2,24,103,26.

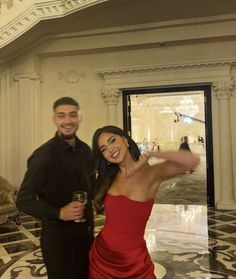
14,73,43,183
0,71,8,177
101,88,120,125
213,80,236,209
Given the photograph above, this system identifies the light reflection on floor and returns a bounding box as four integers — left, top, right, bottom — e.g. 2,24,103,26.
146,204,208,253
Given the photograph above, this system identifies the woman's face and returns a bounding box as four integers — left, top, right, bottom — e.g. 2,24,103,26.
98,132,128,163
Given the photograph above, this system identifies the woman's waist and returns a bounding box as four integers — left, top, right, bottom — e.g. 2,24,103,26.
101,227,145,250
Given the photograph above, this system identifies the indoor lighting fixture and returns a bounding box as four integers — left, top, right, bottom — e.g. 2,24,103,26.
160,106,173,114
176,96,199,117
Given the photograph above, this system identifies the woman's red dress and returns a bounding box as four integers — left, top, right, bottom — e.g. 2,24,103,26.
89,194,156,278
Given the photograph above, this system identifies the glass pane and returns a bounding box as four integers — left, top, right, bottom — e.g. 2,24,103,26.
130,91,207,205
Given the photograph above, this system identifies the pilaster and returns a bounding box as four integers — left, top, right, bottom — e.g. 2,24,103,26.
101,88,120,125
0,70,9,178
213,80,236,209
14,72,43,181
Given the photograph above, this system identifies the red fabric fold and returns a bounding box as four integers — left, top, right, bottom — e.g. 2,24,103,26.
89,233,156,278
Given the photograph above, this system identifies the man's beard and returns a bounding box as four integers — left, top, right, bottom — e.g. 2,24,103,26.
59,132,76,140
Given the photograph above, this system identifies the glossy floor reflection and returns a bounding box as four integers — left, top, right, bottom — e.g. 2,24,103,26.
0,205,236,278
155,154,207,205
146,205,236,278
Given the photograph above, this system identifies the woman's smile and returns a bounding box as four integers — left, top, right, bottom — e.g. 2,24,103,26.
111,150,120,159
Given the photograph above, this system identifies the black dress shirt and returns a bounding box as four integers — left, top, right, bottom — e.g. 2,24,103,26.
16,133,94,231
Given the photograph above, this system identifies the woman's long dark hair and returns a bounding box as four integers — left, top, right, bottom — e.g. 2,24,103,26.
92,125,141,213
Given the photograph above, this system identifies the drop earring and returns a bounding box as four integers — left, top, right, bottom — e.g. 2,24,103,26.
106,160,111,165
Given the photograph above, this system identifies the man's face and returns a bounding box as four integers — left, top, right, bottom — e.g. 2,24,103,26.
53,104,79,139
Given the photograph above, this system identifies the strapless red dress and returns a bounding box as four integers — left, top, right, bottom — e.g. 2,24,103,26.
89,194,156,279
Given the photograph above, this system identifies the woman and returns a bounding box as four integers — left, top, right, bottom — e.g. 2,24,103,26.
89,126,200,279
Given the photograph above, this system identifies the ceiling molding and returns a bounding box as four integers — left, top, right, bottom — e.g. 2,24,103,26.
0,0,109,49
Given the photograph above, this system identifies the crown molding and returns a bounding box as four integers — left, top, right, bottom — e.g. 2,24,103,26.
96,59,235,88
0,0,108,49
97,59,234,77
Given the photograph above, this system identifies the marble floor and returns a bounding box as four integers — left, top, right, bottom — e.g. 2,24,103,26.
0,204,236,279
155,154,207,205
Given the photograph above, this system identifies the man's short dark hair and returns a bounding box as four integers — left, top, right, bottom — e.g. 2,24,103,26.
53,97,79,110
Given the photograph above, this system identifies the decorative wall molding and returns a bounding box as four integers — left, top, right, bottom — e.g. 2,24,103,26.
0,0,109,49
97,60,234,88
101,87,120,125
14,72,43,82
58,70,86,84
101,87,120,105
97,60,234,77
213,80,235,100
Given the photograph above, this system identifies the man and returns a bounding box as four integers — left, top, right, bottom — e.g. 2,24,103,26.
179,136,194,173
179,136,191,153
16,97,94,279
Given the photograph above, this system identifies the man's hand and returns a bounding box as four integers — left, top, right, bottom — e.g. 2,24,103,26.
59,201,85,221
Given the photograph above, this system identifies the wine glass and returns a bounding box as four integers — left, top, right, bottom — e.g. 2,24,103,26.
72,191,88,222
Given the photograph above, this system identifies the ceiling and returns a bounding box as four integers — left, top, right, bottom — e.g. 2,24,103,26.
1,0,236,60
131,91,205,120
34,0,236,33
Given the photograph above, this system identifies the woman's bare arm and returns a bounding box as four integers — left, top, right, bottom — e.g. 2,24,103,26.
146,150,200,182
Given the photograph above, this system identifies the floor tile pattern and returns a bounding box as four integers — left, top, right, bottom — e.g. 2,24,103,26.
0,206,235,278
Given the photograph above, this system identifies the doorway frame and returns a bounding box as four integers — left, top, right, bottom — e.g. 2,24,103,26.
122,84,215,206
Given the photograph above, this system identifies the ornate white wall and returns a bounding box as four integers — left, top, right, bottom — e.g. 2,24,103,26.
0,1,236,209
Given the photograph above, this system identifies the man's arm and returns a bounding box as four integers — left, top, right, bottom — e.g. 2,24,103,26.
16,150,60,221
